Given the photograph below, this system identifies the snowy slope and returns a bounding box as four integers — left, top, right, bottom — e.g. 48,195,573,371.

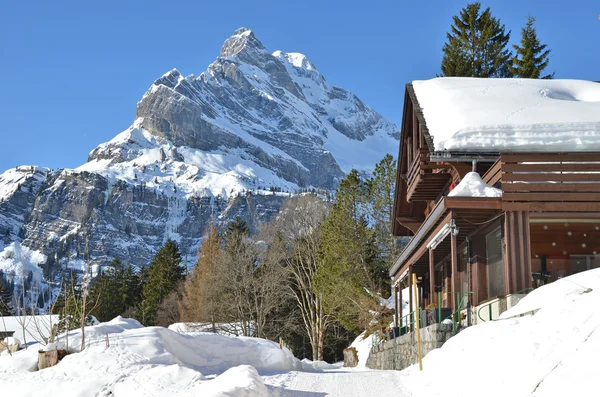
402,268,600,397
78,119,300,199
413,77,600,152
3,270,599,396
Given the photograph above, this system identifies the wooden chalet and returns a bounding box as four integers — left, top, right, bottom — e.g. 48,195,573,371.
390,78,600,327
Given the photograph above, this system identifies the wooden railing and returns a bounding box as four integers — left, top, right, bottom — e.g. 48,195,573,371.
406,148,451,201
406,148,429,191
482,159,502,186
501,153,600,211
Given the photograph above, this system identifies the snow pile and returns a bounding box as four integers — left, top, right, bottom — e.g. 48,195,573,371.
413,77,600,152
0,316,311,396
447,172,502,198
402,268,600,397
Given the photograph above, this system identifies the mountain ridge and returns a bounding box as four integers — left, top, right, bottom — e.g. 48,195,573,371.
0,28,398,278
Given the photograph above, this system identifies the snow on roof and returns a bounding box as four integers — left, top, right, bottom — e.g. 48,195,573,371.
447,172,502,198
412,77,600,153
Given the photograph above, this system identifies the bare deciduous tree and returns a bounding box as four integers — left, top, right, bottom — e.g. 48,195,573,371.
269,195,332,361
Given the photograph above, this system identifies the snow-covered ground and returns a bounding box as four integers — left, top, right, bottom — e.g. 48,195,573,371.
1,269,599,396
401,268,600,397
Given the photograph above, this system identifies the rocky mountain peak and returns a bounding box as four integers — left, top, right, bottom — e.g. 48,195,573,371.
0,28,399,274
220,27,266,58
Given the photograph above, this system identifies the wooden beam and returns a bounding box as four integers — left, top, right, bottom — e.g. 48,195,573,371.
408,265,414,332
429,248,435,305
393,286,399,328
412,112,418,156
472,245,480,306
521,212,532,292
502,163,600,173
504,192,600,202
444,197,503,210
482,159,502,185
503,202,600,212
501,153,600,162
503,183,600,193
398,284,403,328
503,173,600,182
450,216,458,312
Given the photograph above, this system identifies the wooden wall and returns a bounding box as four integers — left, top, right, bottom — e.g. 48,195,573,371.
504,211,532,294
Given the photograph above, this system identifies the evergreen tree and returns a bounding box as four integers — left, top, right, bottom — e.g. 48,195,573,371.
368,154,400,268
441,2,512,77
88,258,141,322
225,216,249,249
509,15,553,79
316,170,379,332
140,239,185,325
0,270,13,315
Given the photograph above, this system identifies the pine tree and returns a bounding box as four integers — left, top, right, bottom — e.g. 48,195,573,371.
441,2,512,77
226,217,249,246
509,15,553,79
368,154,401,285
0,271,13,315
179,225,222,325
316,170,378,332
140,239,185,325
88,258,141,322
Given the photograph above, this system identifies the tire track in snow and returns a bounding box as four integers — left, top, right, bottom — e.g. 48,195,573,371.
264,368,411,397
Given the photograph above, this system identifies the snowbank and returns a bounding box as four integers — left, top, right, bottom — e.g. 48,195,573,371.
448,172,502,198
402,268,600,397
0,316,309,396
413,77,600,152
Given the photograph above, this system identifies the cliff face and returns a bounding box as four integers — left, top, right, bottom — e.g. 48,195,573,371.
0,28,397,273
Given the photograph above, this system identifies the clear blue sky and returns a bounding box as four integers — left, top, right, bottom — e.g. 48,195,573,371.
1,0,598,172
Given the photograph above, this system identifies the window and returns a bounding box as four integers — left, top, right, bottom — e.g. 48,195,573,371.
569,255,587,275
570,255,600,274
486,226,505,297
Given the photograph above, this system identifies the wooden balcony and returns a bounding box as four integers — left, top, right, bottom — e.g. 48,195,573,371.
501,153,600,212
406,148,451,201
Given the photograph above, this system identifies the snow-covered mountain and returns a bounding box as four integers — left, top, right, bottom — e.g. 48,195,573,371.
0,28,398,275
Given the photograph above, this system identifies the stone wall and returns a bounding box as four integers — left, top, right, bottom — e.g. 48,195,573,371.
366,323,454,371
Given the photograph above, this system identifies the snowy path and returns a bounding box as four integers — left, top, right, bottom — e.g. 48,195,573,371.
264,368,411,397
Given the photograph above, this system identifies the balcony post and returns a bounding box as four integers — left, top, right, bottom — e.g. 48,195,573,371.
408,264,413,332
450,217,458,313
429,248,435,307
